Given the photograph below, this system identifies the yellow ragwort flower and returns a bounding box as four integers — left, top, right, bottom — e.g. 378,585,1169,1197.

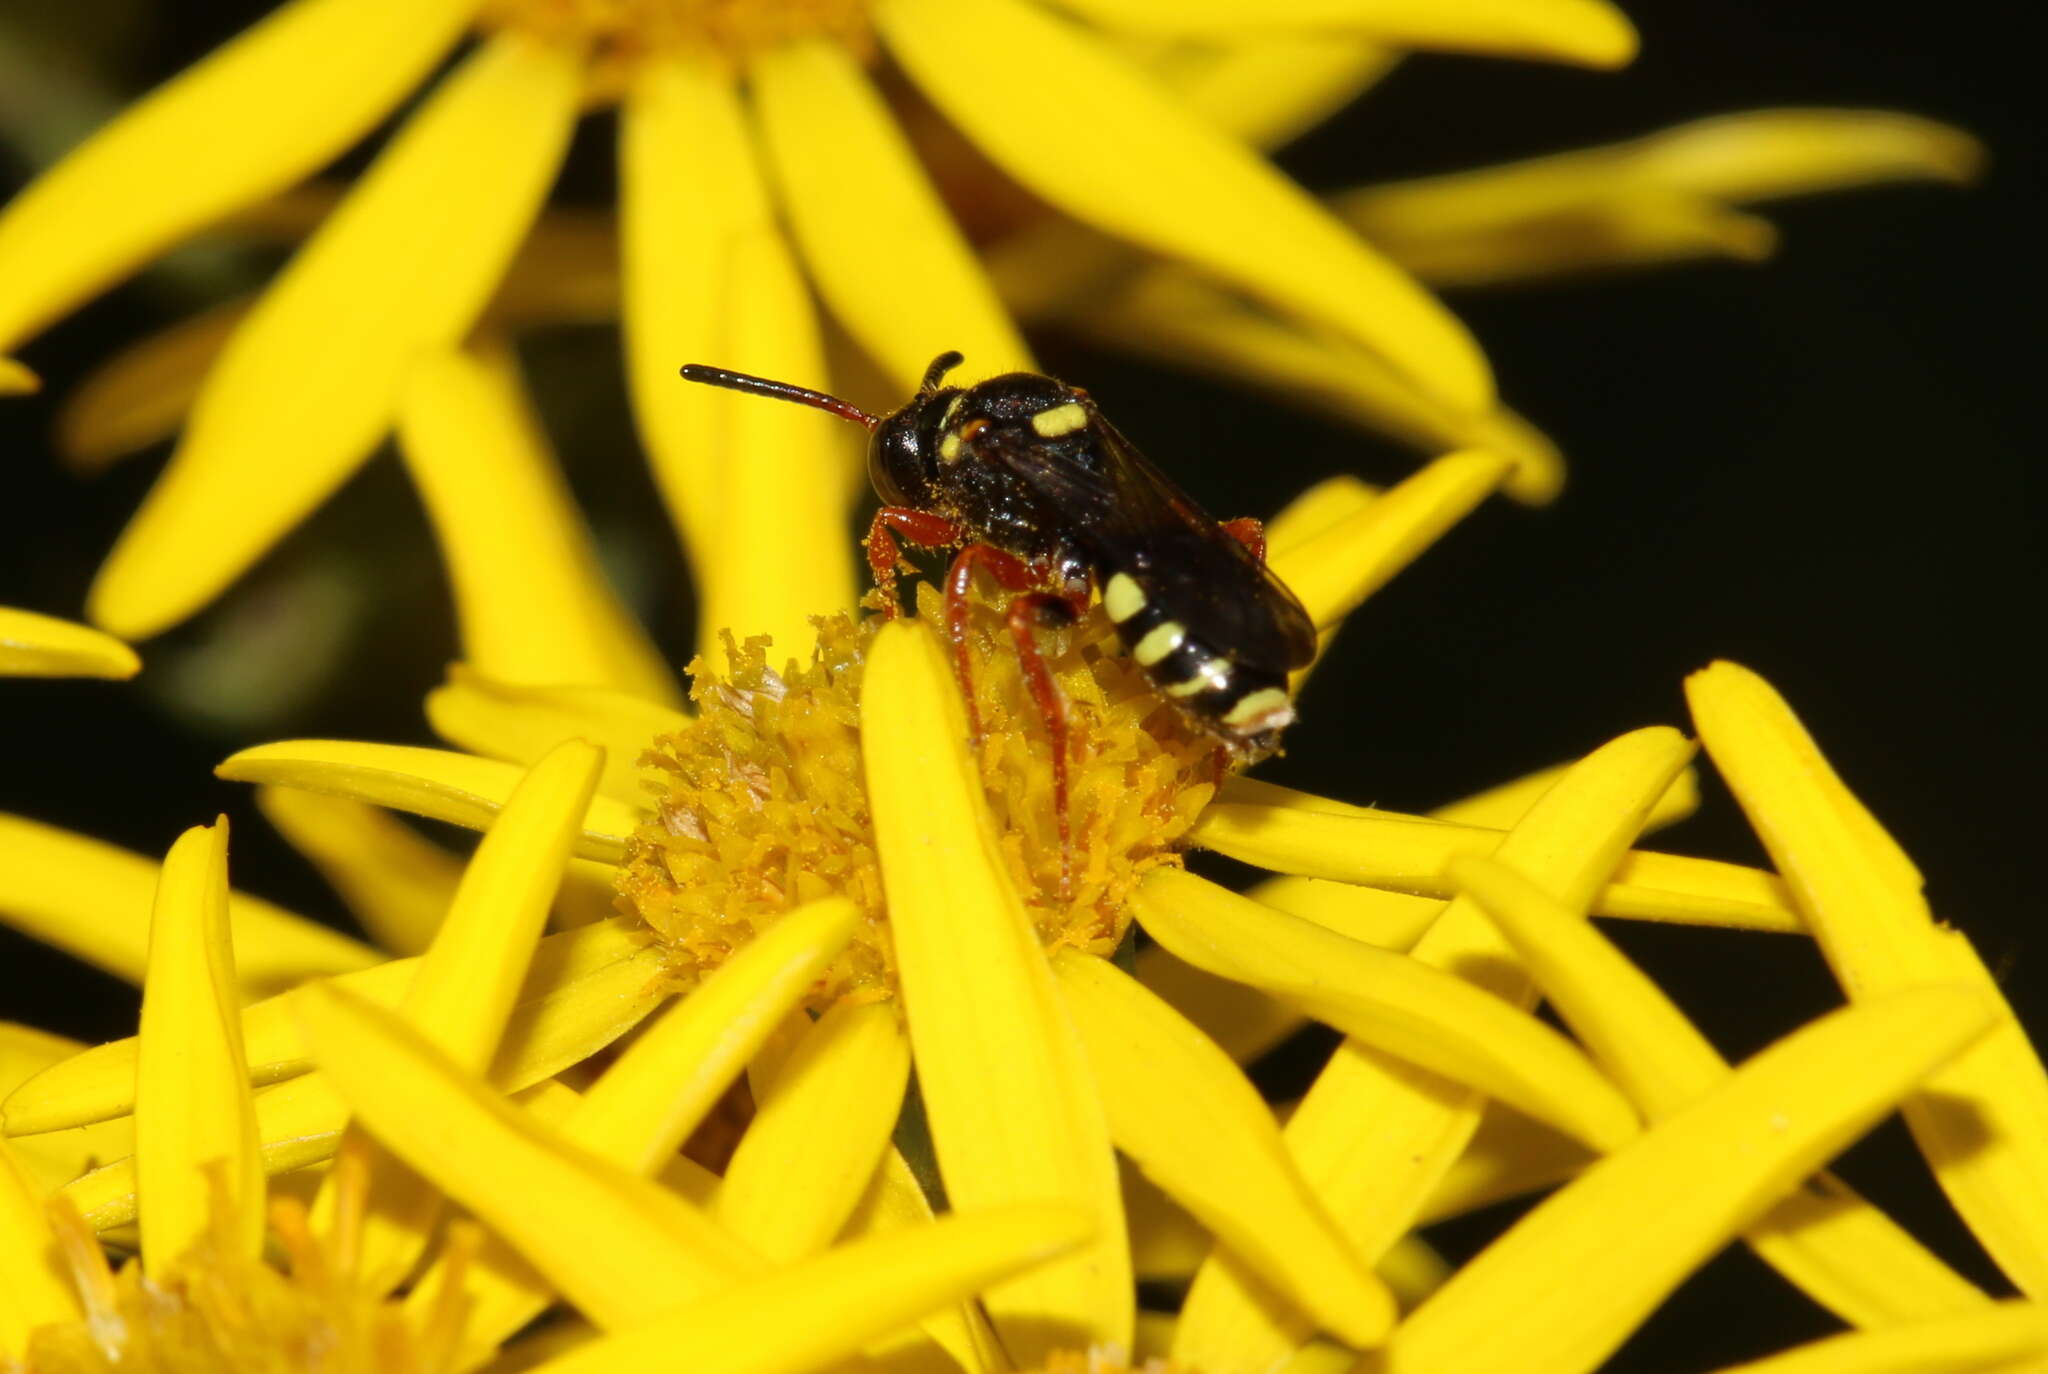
0,0,1656,646
4,777,1090,1373
5,427,2046,1372
2,427,1921,1371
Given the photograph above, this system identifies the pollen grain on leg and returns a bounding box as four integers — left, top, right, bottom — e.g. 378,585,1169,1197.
615,584,1223,1006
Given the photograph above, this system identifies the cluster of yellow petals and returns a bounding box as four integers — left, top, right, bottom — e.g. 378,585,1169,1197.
619,585,1220,1007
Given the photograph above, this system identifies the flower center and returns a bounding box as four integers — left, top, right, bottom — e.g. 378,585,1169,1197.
481,0,874,69
18,1178,472,1374
615,583,1225,1009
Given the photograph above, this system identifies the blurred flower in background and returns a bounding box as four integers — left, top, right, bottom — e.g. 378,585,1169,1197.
0,0,1976,674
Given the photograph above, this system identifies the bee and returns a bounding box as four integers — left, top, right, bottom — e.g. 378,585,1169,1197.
681,352,1316,887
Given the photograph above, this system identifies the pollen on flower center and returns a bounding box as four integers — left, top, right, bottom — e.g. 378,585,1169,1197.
615,583,1224,1009
480,0,874,71
17,1176,475,1374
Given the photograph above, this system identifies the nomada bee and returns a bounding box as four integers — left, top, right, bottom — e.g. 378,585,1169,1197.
680,351,1317,893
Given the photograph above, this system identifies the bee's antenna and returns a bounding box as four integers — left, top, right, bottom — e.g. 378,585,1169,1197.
679,364,879,431
919,350,965,393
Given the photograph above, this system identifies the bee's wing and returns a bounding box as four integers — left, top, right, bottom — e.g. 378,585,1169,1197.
987,417,1317,671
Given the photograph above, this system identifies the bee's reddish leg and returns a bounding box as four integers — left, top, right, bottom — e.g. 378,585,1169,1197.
864,507,965,616
942,544,1037,742
1221,516,1267,564
1005,585,1092,904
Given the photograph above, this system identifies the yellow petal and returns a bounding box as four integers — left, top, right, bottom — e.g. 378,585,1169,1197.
1054,951,1395,1347
1265,475,1378,557
841,1148,1009,1374
438,897,859,1346
1126,1160,1207,1281
1175,725,1691,1372
89,33,580,639
751,38,1031,389
1416,1103,1589,1226
424,665,687,808
293,982,757,1328
1381,985,1995,1374
66,1049,601,1236
1193,787,1801,933
1448,853,1987,1325
1133,943,1306,1066
620,55,856,661
1373,190,1777,287
1249,873,1443,951
1051,0,1634,67
320,739,603,1291
0,0,475,351
0,606,140,678
1149,37,1396,150
0,357,37,393
55,298,247,471
1432,760,1701,833
1339,110,1981,288
559,898,858,1177
1349,110,1982,234
135,820,263,1272
1133,870,1637,1152
1699,1300,2048,1374
1619,109,1984,201
397,345,678,703
7,1114,134,1204
5,916,663,1136
0,1024,79,1093
1058,266,1563,504
863,619,1129,1360
524,1205,1094,1374
714,999,911,1263
215,739,643,863
0,812,375,996
1684,660,1929,982
876,0,1493,414
1269,451,1510,632
1377,1234,1453,1311
254,787,460,957
619,54,748,568
1,1138,82,1352
65,1069,348,1232
1690,661,2048,1297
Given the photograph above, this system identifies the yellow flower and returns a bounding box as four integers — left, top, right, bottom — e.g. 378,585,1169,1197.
6,427,2046,1372
0,0,1650,647
3,772,1089,1372
1,436,1848,1367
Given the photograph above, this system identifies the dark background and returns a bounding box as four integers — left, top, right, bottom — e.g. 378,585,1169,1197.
0,1,2039,1368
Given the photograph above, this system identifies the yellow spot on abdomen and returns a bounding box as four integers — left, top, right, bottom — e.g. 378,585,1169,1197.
1167,660,1231,697
1030,402,1089,438
1223,687,1293,729
1134,621,1186,667
1104,573,1146,622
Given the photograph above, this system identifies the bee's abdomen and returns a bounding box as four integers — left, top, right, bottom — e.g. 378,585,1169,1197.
1100,569,1295,747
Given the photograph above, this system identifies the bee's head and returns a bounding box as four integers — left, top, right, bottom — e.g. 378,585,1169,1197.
681,350,1084,511
867,351,967,508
